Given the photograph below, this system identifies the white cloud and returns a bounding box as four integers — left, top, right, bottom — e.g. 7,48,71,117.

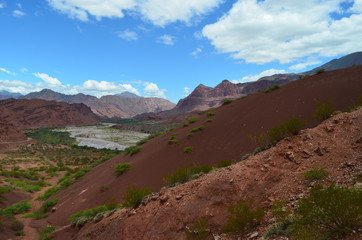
232,69,287,83
0,3,4,8
0,67,15,75
46,0,223,25
0,80,41,94
13,10,25,17
117,30,138,41
191,48,202,56
289,60,322,71
33,73,62,86
183,87,191,95
144,82,166,98
158,34,175,45
202,0,362,64
76,80,140,97
352,0,362,13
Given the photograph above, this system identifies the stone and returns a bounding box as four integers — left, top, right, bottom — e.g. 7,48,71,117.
159,195,169,204
175,195,183,200
285,151,295,161
314,147,324,156
249,231,258,239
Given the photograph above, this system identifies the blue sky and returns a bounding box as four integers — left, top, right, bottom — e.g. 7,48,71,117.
1,0,362,103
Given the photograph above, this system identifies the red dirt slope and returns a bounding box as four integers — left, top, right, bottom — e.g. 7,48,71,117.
0,118,27,143
58,100,362,240
48,66,362,227
0,98,99,129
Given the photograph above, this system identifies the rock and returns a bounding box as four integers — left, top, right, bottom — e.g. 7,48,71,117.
51,207,57,212
285,151,295,161
301,150,312,158
314,147,324,156
249,231,258,239
326,125,334,132
175,195,183,200
159,195,169,204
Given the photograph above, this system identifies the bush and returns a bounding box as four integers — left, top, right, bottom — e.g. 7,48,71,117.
28,198,58,219
223,199,264,234
122,186,152,208
68,203,118,227
206,111,215,116
316,68,325,74
264,84,281,93
3,200,31,217
114,162,132,175
291,185,362,240
267,117,304,143
164,164,213,186
191,126,205,133
37,186,62,200
216,160,235,168
11,219,24,231
38,225,56,240
185,217,211,240
205,119,213,123
187,117,198,123
313,100,335,121
264,200,293,238
222,99,233,105
183,147,193,153
302,167,329,183
124,145,142,156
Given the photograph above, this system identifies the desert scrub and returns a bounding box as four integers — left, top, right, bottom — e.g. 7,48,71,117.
114,162,132,175
302,167,329,183
264,200,293,238
191,126,205,133
313,100,335,121
206,111,215,116
316,68,325,74
164,164,213,186
185,217,211,240
3,200,31,217
122,186,152,208
69,203,119,227
187,117,198,124
264,84,281,93
168,134,179,145
124,145,142,156
223,199,264,234
38,225,56,240
222,99,233,105
26,198,58,219
216,160,235,168
183,147,193,153
205,119,213,123
25,128,76,145
290,185,362,240
37,186,62,200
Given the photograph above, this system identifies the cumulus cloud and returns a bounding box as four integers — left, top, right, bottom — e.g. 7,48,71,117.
46,0,223,25
0,80,38,94
289,60,322,71
0,67,15,75
158,34,175,45
144,82,166,98
117,30,138,41
33,73,62,86
191,48,202,56
202,0,362,64
232,69,287,83
13,10,25,17
75,80,140,97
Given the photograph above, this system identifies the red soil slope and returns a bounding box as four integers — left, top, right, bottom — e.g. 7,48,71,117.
58,101,362,240
47,66,362,227
0,118,27,143
0,98,99,129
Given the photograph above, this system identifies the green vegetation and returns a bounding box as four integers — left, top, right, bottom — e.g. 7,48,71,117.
222,99,233,105
187,117,198,123
183,147,193,154
183,123,190,127
313,100,335,121
136,131,164,145
168,133,180,145
38,186,62,200
348,94,362,112
223,199,264,234
122,186,152,208
264,84,281,93
264,200,292,238
316,68,325,74
124,145,143,156
291,185,362,240
205,119,213,123
216,160,235,168
114,162,132,175
3,200,31,217
302,167,329,183
38,225,56,240
164,164,213,186
185,217,211,240
26,198,58,219
191,126,205,133
26,128,76,145
206,111,215,116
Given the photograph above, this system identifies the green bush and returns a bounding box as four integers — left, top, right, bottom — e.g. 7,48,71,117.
264,200,293,238
168,139,179,145
3,200,31,217
183,147,193,153
27,198,58,219
68,203,118,227
264,84,281,93
316,69,325,74
222,99,233,105
191,126,205,132
114,162,132,175
206,111,215,116
216,160,235,168
11,219,24,231
38,225,56,240
223,199,264,234
205,119,213,123
122,186,152,208
185,217,211,240
267,117,304,143
164,165,213,186
291,185,362,240
37,186,62,200
124,145,142,156
187,117,198,123
25,128,76,145
313,100,335,121
183,123,190,127
302,167,329,183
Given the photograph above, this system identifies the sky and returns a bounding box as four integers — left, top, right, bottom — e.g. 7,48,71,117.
0,0,362,103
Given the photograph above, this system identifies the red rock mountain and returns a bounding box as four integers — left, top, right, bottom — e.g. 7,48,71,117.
0,118,27,143
0,98,99,129
23,89,175,119
46,66,362,230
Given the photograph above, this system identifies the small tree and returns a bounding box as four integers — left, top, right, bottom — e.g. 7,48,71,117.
114,162,132,175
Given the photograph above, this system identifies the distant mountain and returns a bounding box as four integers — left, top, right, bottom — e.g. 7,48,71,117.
23,89,175,119
304,51,362,75
0,98,99,129
115,91,140,98
0,90,23,100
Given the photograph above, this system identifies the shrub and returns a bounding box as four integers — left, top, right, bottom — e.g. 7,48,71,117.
316,68,325,74
122,186,152,208
313,100,335,121
264,84,281,93
264,200,293,238
168,139,179,145
3,200,31,217
216,160,235,168
124,145,142,156
68,204,118,227
222,99,233,105
185,217,211,240
267,117,304,143
187,117,198,123
28,198,58,219
183,147,193,153
206,119,213,123
183,123,190,127
291,185,362,240
11,220,24,231
206,111,215,116
37,186,62,200
223,199,264,234
191,126,205,133
38,225,56,240
164,164,213,186
302,167,329,183
114,162,132,175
